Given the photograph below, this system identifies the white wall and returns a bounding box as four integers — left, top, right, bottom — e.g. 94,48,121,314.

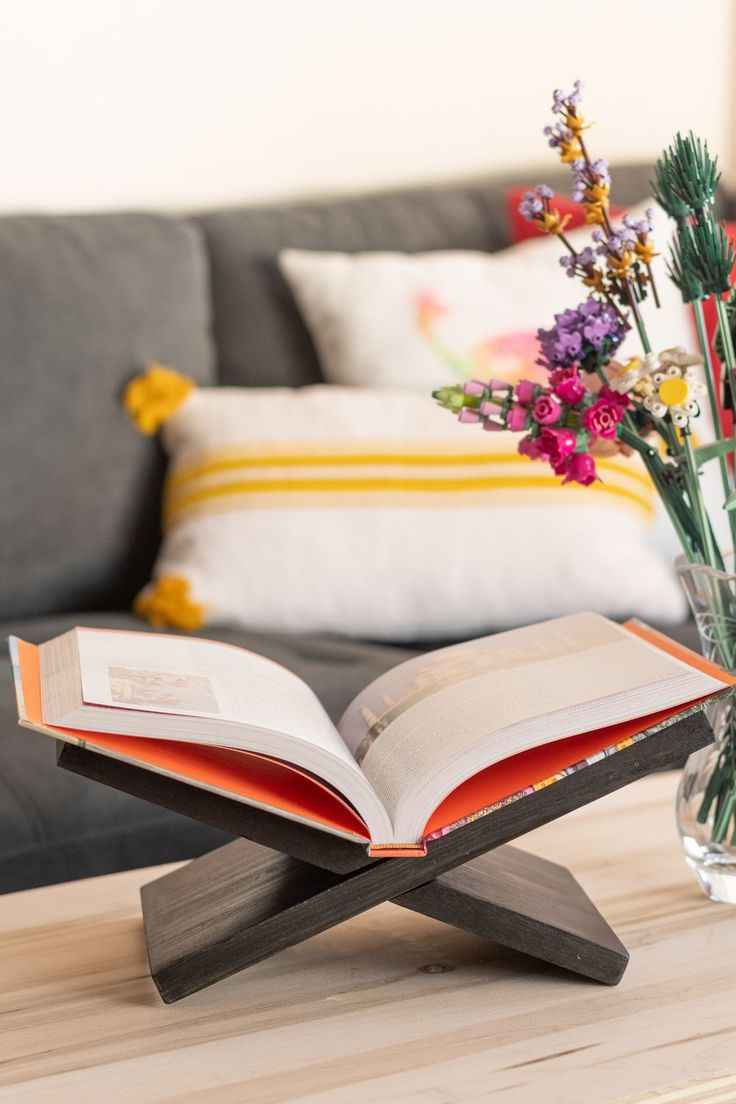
0,0,733,214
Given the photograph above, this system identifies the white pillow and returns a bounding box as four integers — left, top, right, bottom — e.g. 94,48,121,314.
278,202,694,392
133,378,686,640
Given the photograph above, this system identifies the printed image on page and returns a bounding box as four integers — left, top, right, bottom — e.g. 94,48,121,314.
340,613,620,764
76,629,350,760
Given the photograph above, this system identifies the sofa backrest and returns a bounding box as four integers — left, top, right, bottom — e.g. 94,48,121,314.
0,214,215,620
195,164,656,389
0,166,659,620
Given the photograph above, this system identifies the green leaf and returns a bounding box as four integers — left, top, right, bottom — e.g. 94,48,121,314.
724,488,736,511
695,438,735,465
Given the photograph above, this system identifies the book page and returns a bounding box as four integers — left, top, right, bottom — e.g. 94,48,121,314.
338,612,716,826
75,628,349,760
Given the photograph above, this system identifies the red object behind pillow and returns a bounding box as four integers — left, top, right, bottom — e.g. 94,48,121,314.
505,185,626,245
701,221,736,433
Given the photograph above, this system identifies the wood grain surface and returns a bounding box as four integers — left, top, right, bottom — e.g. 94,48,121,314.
134,710,710,1001
2,774,735,1104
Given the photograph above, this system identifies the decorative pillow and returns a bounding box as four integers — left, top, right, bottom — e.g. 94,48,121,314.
278,203,694,393
127,367,686,641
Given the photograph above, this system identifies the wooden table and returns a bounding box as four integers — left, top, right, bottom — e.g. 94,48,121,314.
2,773,735,1104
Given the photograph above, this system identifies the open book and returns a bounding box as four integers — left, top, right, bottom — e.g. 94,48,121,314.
10,613,734,856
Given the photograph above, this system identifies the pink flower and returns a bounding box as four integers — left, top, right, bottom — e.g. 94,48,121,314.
550,367,586,404
514,380,536,405
518,434,543,458
536,427,577,466
532,393,562,425
458,408,481,423
598,384,631,411
581,397,624,439
561,452,599,485
462,379,486,397
479,400,503,416
507,405,529,432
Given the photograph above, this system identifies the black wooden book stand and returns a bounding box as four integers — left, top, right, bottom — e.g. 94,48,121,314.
57,704,714,1003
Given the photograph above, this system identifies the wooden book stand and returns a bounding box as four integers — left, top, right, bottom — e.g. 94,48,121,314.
57,704,713,1003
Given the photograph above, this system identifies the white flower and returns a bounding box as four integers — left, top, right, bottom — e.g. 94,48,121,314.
612,347,705,427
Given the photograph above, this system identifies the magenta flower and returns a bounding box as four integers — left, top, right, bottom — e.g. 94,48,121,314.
550,367,586,404
537,427,577,466
598,384,631,411
514,379,536,404
581,397,624,439
507,405,529,432
518,435,543,459
561,452,598,486
532,393,562,425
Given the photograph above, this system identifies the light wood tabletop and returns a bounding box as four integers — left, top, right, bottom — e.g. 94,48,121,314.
1,773,735,1104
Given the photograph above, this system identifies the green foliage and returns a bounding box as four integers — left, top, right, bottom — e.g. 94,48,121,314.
651,156,691,220
681,217,734,296
714,283,736,363
660,131,721,212
667,230,703,303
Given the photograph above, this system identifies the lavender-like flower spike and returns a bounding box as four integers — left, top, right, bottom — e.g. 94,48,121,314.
535,184,554,199
559,255,576,277
623,208,655,236
551,81,583,114
518,191,543,222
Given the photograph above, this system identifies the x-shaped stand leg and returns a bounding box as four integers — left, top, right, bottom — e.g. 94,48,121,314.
57,705,712,1003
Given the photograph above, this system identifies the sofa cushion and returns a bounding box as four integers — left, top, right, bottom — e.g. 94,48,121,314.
0,214,216,620
0,611,416,893
196,165,655,390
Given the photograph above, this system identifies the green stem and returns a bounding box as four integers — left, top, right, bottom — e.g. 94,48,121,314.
692,298,736,548
618,424,697,559
682,430,719,569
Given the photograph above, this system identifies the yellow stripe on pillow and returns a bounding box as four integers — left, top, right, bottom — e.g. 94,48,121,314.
162,443,655,529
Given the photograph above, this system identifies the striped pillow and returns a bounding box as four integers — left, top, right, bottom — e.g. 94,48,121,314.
130,375,685,640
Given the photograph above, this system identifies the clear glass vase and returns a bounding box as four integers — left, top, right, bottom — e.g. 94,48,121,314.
676,555,736,903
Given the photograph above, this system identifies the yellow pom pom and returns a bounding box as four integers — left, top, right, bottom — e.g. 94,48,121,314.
123,363,195,435
134,576,206,631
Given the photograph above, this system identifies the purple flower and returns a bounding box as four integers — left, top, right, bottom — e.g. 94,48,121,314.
519,190,543,222
559,255,576,277
551,81,583,114
589,158,610,185
535,184,554,199
532,393,562,426
577,246,596,267
571,159,586,202
543,122,573,149
623,208,655,236
536,298,627,374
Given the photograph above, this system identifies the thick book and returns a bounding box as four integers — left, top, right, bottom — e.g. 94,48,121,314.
10,613,734,857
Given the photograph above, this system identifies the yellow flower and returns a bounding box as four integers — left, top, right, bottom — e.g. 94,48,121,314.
607,251,634,280
134,576,206,630
582,269,607,293
564,110,590,137
123,364,195,435
634,239,658,265
540,208,572,235
558,138,583,163
584,203,608,226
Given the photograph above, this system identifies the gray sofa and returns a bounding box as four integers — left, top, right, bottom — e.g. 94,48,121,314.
0,165,707,893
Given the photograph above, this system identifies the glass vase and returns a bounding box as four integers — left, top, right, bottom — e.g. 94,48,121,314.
676,555,736,903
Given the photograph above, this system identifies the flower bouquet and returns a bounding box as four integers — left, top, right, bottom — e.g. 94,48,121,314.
434,81,736,901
